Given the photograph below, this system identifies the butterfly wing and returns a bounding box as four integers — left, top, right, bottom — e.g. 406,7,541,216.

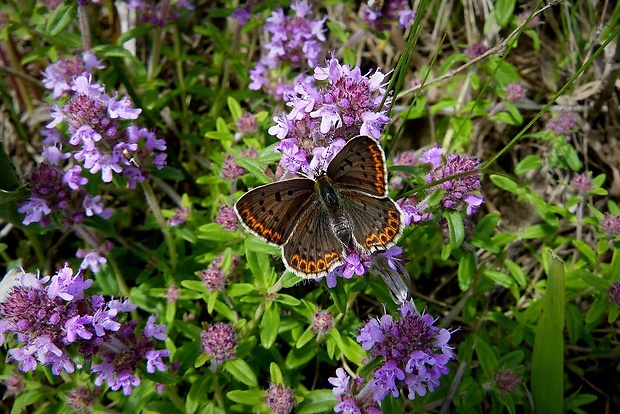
327,135,388,197
341,191,405,253
282,205,346,278
234,178,316,246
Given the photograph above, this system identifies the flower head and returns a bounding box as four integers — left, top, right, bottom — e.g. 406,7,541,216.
362,0,416,31
200,322,237,370
266,383,296,414
492,369,521,394
547,111,577,136
600,213,620,238
46,75,166,187
570,172,592,195
269,57,391,175
311,310,333,334
18,162,112,226
0,266,168,395
608,281,620,307
215,204,239,231
464,42,488,60
356,301,454,402
249,1,326,99
42,52,104,99
504,83,526,101
425,150,483,215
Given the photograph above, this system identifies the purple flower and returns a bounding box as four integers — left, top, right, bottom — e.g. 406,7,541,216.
426,153,483,215
311,310,333,334
76,249,108,273
570,172,592,195
220,155,246,180
170,206,191,226
231,7,251,25
144,315,167,340
608,281,620,306
236,112,258,136
504,83,526,101
362,0,416,31
200,322,237,370
269,57,391,175
464,42,488,60
492,369,522,394
266,383,296,414
249,1,326,99
1,372,25,398
547,111,577,135
0,265,168,394
356,301,454,402
45,75,165,188
65,387,97,412
600,213,620,237
127,0,193,27
42,51,104,99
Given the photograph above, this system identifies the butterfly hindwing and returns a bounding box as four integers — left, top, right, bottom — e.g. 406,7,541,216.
341,191,404,253
283,204,346,278
326,135,388,197
234,178,316,246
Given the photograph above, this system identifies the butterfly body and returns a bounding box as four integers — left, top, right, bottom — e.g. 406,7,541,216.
234,135,405,278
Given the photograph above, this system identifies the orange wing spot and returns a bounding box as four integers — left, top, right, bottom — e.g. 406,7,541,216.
290,252,341,275
367,144,386,194
365,210,403,247
240,208,283,244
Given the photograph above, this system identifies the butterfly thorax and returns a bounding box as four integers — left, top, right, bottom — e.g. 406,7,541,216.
316,175,353,246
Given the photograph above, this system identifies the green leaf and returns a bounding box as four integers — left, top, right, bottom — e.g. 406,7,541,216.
515,155,542,175
458,251,475,291
285,342,317,369
565,303,583,344
296,326,315,348
445,210,465,248
224,359,258,387
260,303,280,348
531,250,565,414
495,0,516,27
490,110,522,126
429,98,458,114
226,390,264,405
186,375,211,414
11,390,57,414
571,239,597,264
335,336,365,366
44,2,77,37
482,270,516,292
474,337,498,377
196,223,239,241
505,259,527,287
227,96,243,120
270,362,283,383
296,390,337,414
243,234,281,256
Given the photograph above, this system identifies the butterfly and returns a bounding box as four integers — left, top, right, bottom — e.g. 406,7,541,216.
234,135,405,278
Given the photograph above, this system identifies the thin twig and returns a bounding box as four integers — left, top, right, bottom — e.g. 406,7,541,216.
397,2,557,100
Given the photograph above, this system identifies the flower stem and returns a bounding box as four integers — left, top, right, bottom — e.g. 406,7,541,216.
141,179,178,269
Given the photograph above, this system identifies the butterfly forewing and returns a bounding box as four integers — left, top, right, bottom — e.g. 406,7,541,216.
341,191,404,253
326,135,388,197
283,205,346,278
234,178,316,246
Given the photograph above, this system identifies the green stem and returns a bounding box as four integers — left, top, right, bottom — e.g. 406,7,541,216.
141,180,177,269
147,26,164,81
107,254,131,299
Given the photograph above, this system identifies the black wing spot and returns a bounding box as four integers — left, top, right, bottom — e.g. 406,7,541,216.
287,189,295,196
275,191,282,202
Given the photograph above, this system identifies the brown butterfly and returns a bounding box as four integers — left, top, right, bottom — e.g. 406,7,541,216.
234,135,404,278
